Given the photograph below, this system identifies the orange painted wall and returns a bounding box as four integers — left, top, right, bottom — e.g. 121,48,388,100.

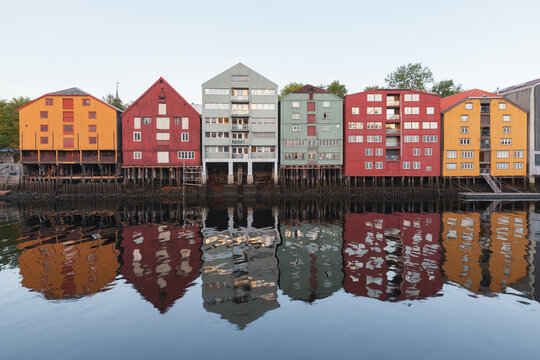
19,95,119,151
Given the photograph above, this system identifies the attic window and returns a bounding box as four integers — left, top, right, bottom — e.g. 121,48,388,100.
231,75,249,82
159,87,166,100
45,98,53,106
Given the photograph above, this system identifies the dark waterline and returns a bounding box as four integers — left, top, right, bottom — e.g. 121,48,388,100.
0,198,539,359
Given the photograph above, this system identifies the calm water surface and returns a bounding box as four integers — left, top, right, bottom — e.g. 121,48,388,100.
1,199,539,359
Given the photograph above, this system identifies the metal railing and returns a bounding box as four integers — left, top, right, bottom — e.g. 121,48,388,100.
387,114,400,120
386,100,400,106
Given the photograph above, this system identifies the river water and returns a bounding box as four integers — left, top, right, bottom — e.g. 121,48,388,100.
0,198,539,359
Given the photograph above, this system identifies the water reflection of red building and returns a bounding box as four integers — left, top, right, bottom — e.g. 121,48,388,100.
121,224,202,313
343,213,442,301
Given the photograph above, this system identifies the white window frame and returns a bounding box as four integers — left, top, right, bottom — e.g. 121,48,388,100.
133,132,141,141
181,132,189,142
133,151,142,159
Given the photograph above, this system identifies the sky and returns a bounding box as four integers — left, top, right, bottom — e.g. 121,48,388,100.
1,0,539,104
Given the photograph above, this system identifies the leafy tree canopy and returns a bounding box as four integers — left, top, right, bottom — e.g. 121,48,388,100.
0,97,32,149
103,94,129,111
431,79,463,97
384,62,434,91
279,80,348,99
364,85,382,91
279,82,304,99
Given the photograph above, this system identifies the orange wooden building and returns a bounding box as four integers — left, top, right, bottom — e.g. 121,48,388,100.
18,88,122,178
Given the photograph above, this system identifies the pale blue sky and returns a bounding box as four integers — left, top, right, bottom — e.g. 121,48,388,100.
1,0,539,104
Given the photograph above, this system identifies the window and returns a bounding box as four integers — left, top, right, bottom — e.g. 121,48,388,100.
404,135,419,142
514,162,524,169
461,126,468,134
89,111,96,119
499,102,507,110
133,132,141,141
252,103,276,110
40,137,48,144
367,94,382,102
63,124,73,134
465,102,473,110
182,117,189,130
404,94,419,101
292,102,300,108
292,113,300,120
292,125,299,132
461,115,469,122
142,117,151,125
426,107,435,114
348,122,363,129
322,125,331,132
40,125,48,132
422,135,438,143
501,138,512,145
133,152,142,159
425,148,432,156
205,117,229,124
367,122,382,129
89,125,96,132
496,162,509,170
447,150,457,159
375,148,383,156
461,151,474,159
205,88,229,95
514,150,524,158
174,117,180,125
351,107,360,115
178,151,195,159
45,98,53,105
322,101,330,108
367,135,382,143
355,135,363,143
40,111,48,118
461,163,474,170
156,133,170,141
89,137,97,144
503,115,511,122
231,75,249,82
323,113,330,120
404,107,420,114
446,163,457,170
496,151,509,158
375,162,383,169
181,133,189,142
367,107,382,114
365,148,373,156
503,126,510,134
251,89,275,96
413,162,420,169
460,138,470,145
413,148,421,156
82,99,90,106
204,103,229,110
403,162,410,169
365,162,373,169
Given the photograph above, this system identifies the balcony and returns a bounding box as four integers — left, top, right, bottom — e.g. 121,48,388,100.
480,143,490,150
58,151,80,163
386,155,400,161
40,151,56,163
21,151,39,163
232,139,250,145
387,114,400,121
386,129,400,135
232,153,248,159
387,100,400,107
481,130,490,137
231,95,249,102
386,136,399,148
205,152,230,159
231,124,250,131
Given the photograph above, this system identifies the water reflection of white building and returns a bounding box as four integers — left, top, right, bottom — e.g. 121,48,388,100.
200,206,281,329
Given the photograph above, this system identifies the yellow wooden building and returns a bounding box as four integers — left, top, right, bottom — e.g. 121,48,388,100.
441,89,528,178
18,88,121,178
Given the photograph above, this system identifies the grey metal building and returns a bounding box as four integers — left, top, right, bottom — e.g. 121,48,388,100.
201,63,278,184
498,78,540,182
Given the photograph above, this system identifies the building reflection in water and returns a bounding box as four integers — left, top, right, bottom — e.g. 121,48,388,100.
200,206,280,329
343,213,442,301
120,223,202,313
442,210,531,295
17,212,120,299
278,223,343,302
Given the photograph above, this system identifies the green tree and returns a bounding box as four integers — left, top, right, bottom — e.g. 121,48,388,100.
431,79,463,97
325,80,348,98
385,63,434,91
279,82,304,99
103,94,129,111
0,97,32,149
364,85,382,91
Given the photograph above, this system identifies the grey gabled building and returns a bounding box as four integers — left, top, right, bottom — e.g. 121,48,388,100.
498,78,540,183
201,63,278,184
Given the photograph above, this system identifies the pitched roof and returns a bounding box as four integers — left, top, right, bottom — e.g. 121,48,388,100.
122,77,200,116
46,87,90,96
441,89,501,112
498,78,540,94
293,85,329,94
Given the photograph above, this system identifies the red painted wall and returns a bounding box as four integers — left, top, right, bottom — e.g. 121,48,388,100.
122,77,201,166
344,90,441,177
342,212,442,301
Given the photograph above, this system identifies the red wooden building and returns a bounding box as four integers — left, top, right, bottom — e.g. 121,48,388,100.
342,212,442,301
344,90,441,178
122,77,201,184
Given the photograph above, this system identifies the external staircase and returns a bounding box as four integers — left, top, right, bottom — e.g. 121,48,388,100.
481,174,502,193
